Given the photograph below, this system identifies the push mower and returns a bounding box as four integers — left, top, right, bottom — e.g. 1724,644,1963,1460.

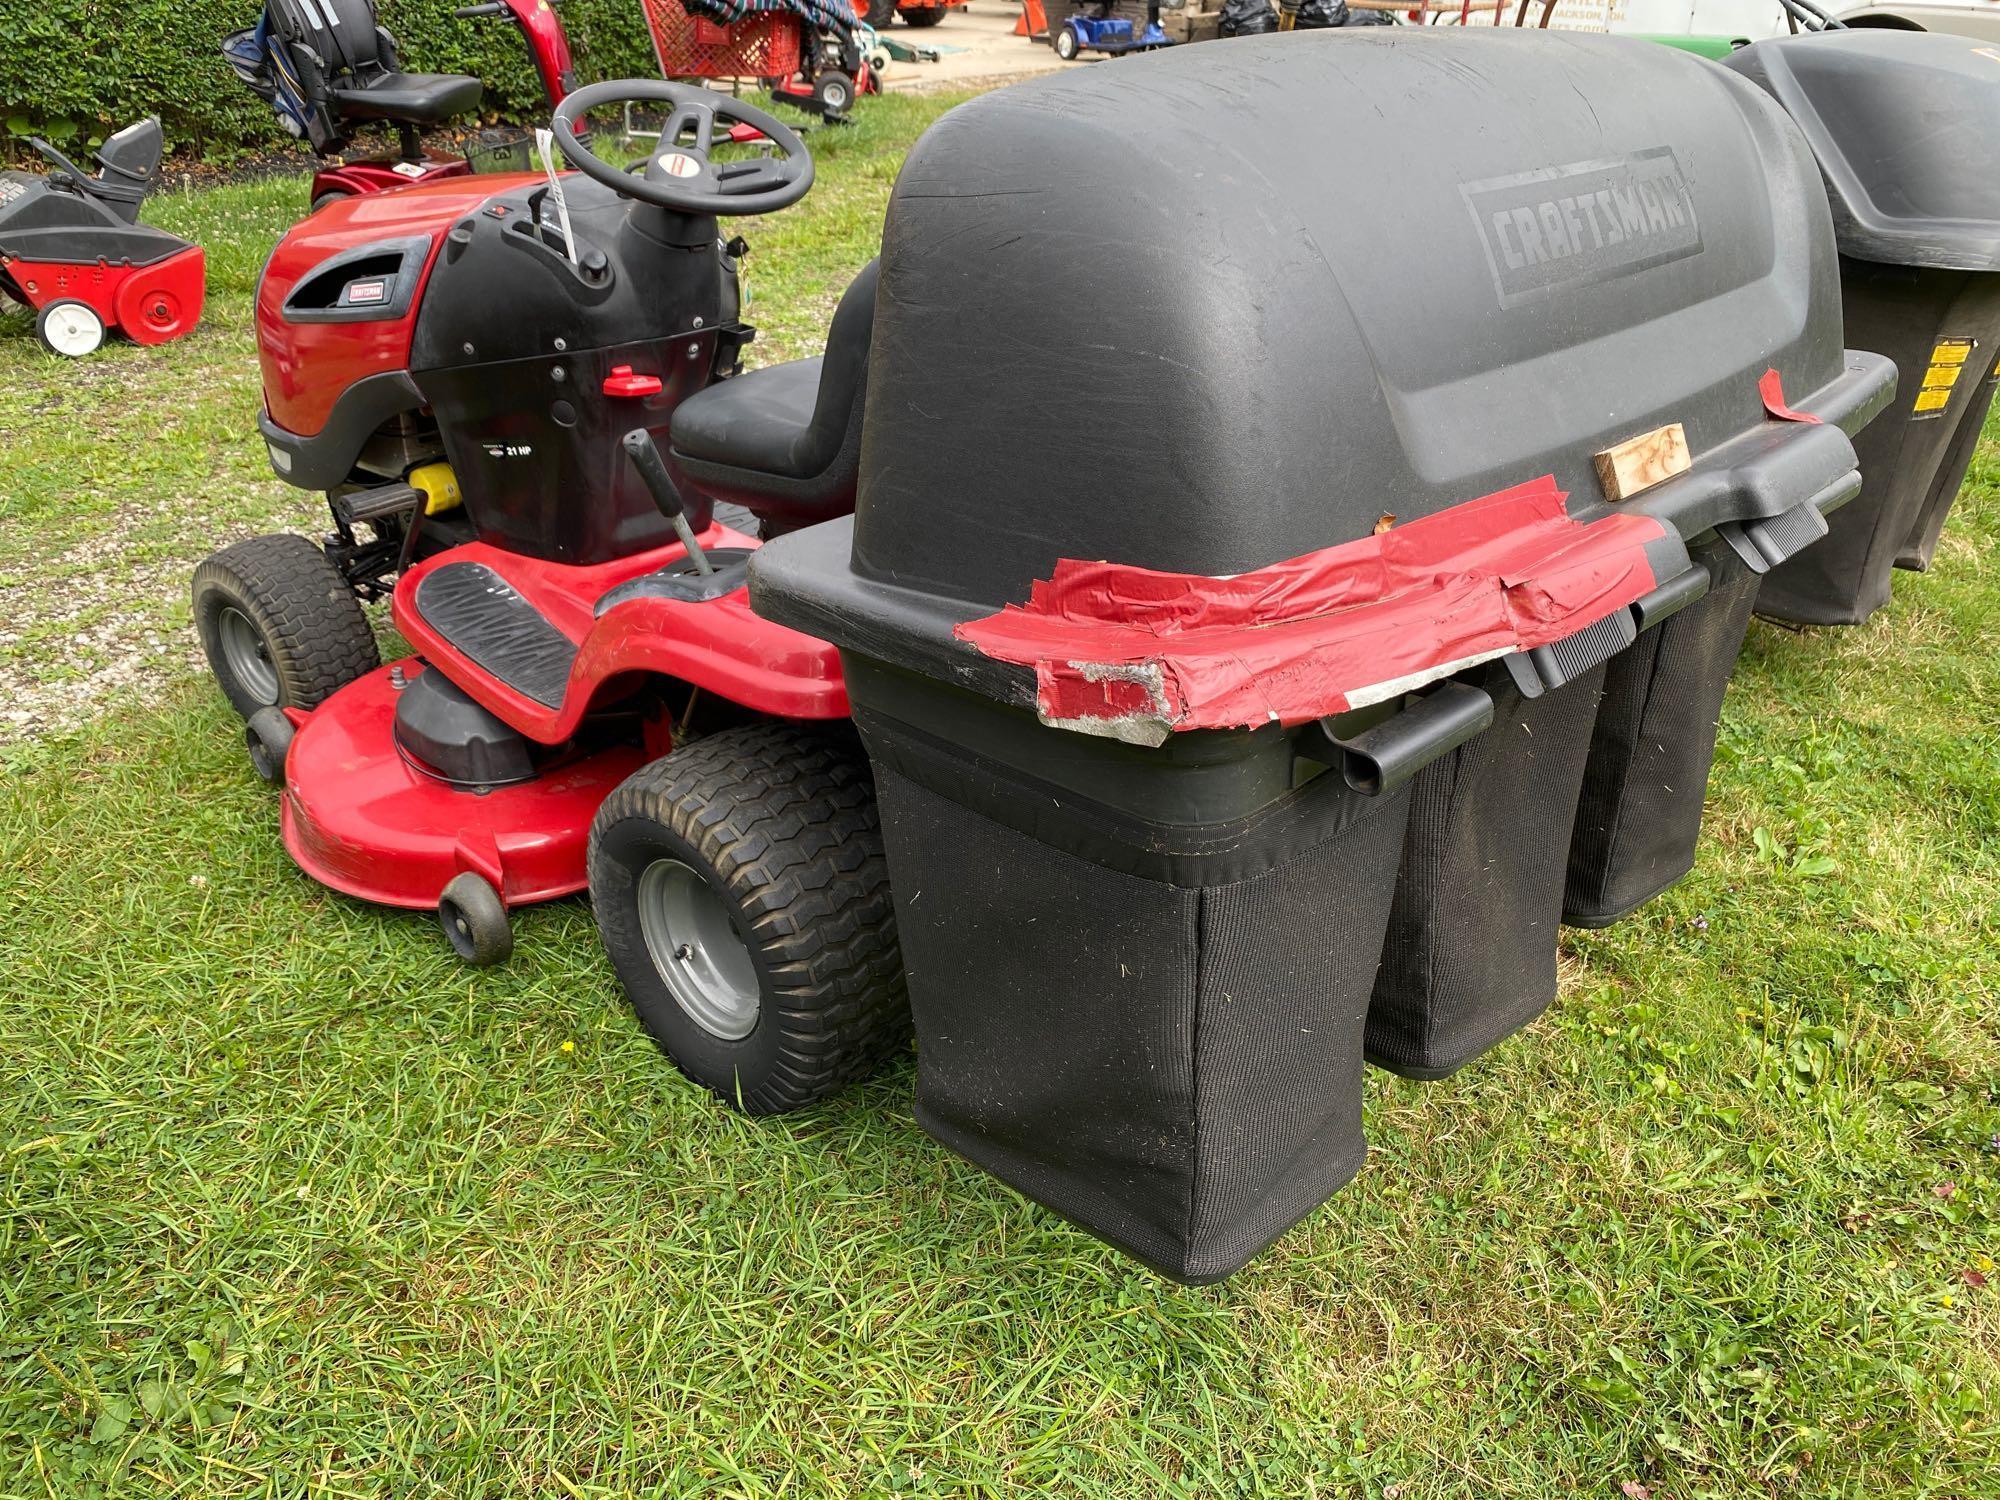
224,0,578,211
194,80,906,1114
0,118,205,358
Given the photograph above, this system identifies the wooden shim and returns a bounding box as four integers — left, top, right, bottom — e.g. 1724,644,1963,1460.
1593,422,1691,501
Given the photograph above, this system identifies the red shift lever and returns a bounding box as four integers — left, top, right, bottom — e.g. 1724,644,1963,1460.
603,365,662,398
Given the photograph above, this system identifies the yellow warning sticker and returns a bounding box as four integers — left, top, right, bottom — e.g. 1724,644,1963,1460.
1913,337,1977,419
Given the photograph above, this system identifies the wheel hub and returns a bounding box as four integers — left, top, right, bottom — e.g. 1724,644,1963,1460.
217,606,280,705
636,858,761,1042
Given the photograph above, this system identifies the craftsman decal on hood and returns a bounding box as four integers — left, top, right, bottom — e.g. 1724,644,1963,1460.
1463,149,1702,308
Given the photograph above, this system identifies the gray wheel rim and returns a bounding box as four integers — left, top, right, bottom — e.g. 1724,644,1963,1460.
636,859,761,1042
218,606,280,705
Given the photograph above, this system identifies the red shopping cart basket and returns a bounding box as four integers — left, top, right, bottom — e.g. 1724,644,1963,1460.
642,0,805,79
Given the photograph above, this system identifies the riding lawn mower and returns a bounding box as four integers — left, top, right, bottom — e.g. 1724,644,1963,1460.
194,80,904,1113
193,30,1999,1280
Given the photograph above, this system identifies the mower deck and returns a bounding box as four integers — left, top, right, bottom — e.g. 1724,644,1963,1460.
281,660,645,910
277,523,851,912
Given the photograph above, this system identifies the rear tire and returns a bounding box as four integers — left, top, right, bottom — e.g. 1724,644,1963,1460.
36,299,105,358
588,722,908,1115
900,4,948,24
192,533,379,719
310,190,350,214
866,0,898,24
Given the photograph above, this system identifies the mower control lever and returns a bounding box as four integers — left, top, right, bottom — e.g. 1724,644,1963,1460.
622,428,715,576
453,4,506,17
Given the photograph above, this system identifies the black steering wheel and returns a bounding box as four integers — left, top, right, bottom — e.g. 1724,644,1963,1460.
550,79,813,217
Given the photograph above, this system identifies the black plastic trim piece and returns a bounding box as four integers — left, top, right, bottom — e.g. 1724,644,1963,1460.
281,235,432,325
259,369,426,491
1301,681,1496,797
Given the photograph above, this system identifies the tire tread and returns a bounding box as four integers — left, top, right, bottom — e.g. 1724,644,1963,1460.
590,722,908,1114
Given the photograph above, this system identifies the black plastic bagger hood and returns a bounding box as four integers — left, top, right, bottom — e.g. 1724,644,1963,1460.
835,28,1866,610
1722,30,2000,272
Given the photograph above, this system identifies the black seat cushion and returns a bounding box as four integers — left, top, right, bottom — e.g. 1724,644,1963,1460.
328,71,483,124
668,259,879,529
672,357,826,477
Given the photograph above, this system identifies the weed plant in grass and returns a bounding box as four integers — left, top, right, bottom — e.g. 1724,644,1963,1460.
2,89,1998,1499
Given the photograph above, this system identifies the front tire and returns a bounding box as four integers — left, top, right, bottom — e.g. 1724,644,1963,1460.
589,722,908,1115
192,533,380,718
36,299,105,358
1053,25,1081,58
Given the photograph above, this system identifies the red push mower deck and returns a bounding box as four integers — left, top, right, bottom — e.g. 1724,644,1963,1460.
195,81,905,1113
0,119,204,357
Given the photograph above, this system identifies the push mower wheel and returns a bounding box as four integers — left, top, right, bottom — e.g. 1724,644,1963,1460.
588,722,908,1115
192,533,380,719
245,706,296,785
439,873,513,968
1053,25,1080,59
816,70,855,116
899,4,948,24
36,300,105,358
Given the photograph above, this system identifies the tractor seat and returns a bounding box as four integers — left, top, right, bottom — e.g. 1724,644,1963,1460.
328,71,483,125
670,259,879,534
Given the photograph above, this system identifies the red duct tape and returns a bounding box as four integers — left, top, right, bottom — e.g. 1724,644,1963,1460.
955,476,1667,744
1760,368,1822,424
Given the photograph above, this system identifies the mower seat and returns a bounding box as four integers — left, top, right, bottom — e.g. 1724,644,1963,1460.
268,0,482,132
327,71,483,125
670,259,879,533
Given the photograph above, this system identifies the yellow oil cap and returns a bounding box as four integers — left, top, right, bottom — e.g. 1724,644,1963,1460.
409,462,462,515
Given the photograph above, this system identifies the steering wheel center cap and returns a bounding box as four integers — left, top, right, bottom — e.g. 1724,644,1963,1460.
658,152,702,178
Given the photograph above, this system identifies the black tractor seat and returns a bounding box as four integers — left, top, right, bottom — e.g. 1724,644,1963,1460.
328,71,483,125
266,0,482,145
670,259,878,534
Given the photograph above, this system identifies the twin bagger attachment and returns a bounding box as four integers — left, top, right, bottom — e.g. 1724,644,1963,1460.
750,30,1905,1282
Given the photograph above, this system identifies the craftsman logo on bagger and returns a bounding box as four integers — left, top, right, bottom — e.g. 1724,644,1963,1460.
1463,149,1701,308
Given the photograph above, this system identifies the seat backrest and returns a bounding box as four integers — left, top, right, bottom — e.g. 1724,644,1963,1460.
808,258,879,453
269,0,385,76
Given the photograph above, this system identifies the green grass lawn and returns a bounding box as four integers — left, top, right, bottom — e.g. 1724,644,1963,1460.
4,93,1999,1498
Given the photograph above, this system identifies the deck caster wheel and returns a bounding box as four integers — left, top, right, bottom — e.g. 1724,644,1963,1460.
588,722,909,1115
192,533,379,719
439,873,513,968
36,299,105,358
245,707,295,785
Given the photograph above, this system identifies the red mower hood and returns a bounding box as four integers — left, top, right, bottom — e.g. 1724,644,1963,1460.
257,174,540,438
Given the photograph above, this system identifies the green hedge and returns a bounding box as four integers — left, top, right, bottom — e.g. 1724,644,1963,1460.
0,1,660,155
